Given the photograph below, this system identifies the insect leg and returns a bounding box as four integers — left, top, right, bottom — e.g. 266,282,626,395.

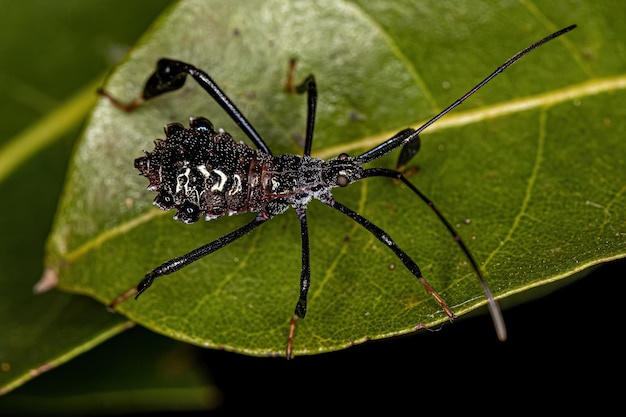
362,167,506,341
396,134,421,171
108,215,269,310
294,75,317,157
99,59,272,155
286,208,311,359
325,198,455,320
355,128,416,166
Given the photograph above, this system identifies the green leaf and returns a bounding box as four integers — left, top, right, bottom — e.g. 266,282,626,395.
0,327,220,414
0,0,222,405
48,0,625,360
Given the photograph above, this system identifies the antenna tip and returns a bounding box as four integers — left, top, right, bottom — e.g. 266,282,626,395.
488,299,507,342
496,325,508,342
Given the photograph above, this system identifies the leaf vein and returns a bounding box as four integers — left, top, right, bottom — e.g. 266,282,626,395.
314,75,626,159
520,0,595,78
484,107,548,266
341,0,439,111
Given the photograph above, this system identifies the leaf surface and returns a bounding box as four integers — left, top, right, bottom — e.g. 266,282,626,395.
48,0,626,357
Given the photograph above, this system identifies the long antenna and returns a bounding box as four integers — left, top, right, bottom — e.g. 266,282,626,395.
357,24,577,164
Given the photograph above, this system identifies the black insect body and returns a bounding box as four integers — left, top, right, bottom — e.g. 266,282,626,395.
104,25,576,358
135,118,275,223
138,120,366,223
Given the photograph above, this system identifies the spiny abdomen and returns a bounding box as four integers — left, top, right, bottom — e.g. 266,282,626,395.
134,116,273,223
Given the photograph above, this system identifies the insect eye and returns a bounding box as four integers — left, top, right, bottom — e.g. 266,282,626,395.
338,152,350,160
336,175,349,187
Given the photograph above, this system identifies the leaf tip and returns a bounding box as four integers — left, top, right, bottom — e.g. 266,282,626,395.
33,268,59,294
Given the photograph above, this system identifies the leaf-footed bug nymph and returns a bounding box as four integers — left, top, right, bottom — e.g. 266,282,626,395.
103,25,576,358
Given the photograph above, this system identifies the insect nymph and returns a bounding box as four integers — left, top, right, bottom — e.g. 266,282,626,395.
105,25,576,358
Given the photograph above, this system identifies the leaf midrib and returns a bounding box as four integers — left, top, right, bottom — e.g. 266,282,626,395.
315,75,626,159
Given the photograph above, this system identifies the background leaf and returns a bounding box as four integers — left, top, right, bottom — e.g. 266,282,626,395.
0,328,220,414
0,0,220,409
47,0,625,359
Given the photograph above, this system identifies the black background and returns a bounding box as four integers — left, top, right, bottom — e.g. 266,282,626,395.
203,256,624,413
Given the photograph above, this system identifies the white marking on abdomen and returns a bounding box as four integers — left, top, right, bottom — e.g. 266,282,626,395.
211,169,228,192
196,164,211,178
229,174,242,195
176,168,191,193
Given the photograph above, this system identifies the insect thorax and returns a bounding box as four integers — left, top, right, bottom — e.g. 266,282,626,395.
135,117,363,223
